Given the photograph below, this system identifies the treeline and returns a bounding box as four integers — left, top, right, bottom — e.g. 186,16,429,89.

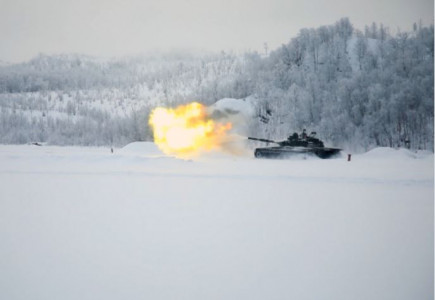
0,18,433,151
0,52,244,100
0,106,150,146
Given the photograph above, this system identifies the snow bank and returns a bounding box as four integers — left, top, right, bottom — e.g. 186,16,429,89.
118,141,164,156
361,147,433,160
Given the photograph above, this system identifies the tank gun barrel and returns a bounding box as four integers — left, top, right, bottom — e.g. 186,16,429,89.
248,137,279,144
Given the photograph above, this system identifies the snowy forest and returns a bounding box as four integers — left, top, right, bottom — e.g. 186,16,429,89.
0,18,433,151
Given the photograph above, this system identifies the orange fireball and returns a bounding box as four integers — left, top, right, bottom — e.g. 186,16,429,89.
149,102,232,157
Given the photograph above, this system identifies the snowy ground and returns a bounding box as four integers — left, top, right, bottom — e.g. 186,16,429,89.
0,143,433,300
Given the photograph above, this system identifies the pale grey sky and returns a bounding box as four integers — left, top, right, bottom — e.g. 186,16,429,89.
0,0,433,62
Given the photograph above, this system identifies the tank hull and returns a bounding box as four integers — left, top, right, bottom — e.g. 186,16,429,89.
254,146,341,159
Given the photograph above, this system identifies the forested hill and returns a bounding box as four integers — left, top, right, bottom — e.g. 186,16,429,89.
242,18,434,151
0,18,433,151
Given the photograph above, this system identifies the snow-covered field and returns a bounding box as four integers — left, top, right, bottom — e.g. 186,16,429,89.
0,143,433,300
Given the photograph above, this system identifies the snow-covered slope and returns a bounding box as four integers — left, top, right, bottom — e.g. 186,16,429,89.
0,144,433,300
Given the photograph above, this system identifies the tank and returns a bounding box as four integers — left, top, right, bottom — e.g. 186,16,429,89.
248,130,341,159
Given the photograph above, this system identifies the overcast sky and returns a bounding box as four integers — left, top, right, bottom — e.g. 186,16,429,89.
0,0,433,62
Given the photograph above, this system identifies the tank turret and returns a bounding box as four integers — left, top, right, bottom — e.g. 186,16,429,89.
248,130,341,159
